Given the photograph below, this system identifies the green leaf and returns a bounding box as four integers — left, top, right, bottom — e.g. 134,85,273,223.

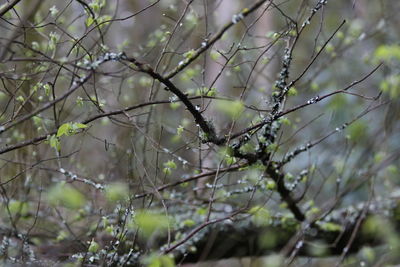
47,183,86,209
105,182,129,203
279,117,291,126
318,221,343,232
32,116,42,126
185,10,198,27
176,125,184,136
287,87,298,96
49,6,59,17
9,200,30,216
16,95,25,102
328,94,347,110
86,17,94,27
169,102,181,110
374,151,386,163
233,65,241,72
347,120,368,142
206,87,217,97
380,75,400,99
139,76,152,87
248,206,270,226
210,50,220,61
56,231,68,241
225,155,236,165
310,82,320,92
360,246,375,263
196,207,207,215
182,219,195,227
374,45,400,62
164,160,177,169
48,32,60,51
97,15,112,28
57,122,88,137
183,49,196,59
57,123,71,137
48,134,61,151
142,253,175,267
135,211,169,238
216,100,245,120
163,167,172,175
88,240,100,253
266,180,276,190
43,83,51,96
72,122,88,130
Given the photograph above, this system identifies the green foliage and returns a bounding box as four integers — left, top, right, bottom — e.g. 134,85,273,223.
163,160,177,175
346,120,368,142
183,49,196,59
135,211,169,238
310,82,320,92
374,151,386,163
306,241,328,256
49,6,59,17
76,96,84,107
96,15,112,28
1,1,398,265
32,116,42,127
48,32,60,51
146,26,170,47
380,75,400,99
47,134,61,151
374,44,400,62
239,142,254,154
142,253,175,267
224,155,236,165
139,76,152,87
56,231,68,241
216,100,245,120
88,240,100,253
47,183,86,209
279,117,291,126
233,65,241,72
360,215,400,251
180,67,199,82
265,180,276,190
169,101,181,110
181,219,195,227
248,206,271,226
105,182,129,203
206,87,217,97
266,143,279,153
360,246,375,263
185,10,198,27
262,254,284,267
196,207,207,216
164,160,177,169
16,95,24,102
176,125,184,136
317,221,343,232
287,87,298,96
57,122,88,137
89,0,104,13
259,231,279,249
86,17,95,27
9,200,30,217
210,50,220,61
32,82,51,96
328,94,347,110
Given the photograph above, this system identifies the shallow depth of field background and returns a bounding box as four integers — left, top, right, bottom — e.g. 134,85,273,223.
0,0,399,266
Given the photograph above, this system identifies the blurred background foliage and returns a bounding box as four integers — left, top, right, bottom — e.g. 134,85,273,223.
0,0,399,266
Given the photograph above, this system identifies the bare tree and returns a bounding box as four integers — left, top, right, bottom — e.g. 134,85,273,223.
0,0,399,266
